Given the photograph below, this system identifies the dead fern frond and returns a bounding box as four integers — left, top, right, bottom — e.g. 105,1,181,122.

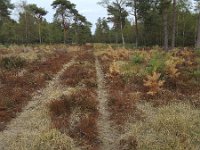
109,61,120,76
180,50,193,57
143,72,165,96
165,57,183,78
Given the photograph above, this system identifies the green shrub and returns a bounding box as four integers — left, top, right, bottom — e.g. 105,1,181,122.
0,57,26,70
194,49,200,57
131,54,144,65
192,69,200,82
145,52,166,74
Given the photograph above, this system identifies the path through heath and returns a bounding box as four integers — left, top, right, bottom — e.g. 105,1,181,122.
95,58,119,150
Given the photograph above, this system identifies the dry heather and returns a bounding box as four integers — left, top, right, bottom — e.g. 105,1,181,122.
0,45,199,150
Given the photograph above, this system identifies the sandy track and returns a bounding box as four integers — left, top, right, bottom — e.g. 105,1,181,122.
0,59,75,150
95,58,119,150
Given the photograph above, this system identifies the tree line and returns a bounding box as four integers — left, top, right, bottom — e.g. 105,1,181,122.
0,0,200,49
0,0,92,45
95,0,200,49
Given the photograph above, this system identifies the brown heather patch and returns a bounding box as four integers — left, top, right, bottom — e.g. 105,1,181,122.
49,89,99,149
108,90,139,126
75,50,95,63
61,63,97,88
29,51,72,76
106,75,126,91
70,113,99,150
49,89,98,122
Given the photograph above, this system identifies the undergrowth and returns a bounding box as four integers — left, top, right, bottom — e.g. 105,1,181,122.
0,57,26,70
123,103,200,150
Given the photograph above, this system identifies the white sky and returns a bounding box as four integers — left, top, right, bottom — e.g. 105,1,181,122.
11,0,108,33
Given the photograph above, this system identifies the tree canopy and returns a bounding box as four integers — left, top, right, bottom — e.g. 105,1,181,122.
0,0,199,48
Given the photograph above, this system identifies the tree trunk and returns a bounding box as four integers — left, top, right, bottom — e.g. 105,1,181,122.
38,22,42,44
120,17,125,47
115,32,118,44
196,13,200,49
62,14,67,44
163,8,168,51
183,16,186,47
171,0,176,49
63,28,67,44
25,10,28,43
134,0,138,48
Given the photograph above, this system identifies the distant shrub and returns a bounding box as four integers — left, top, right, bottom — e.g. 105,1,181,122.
0,57,26,70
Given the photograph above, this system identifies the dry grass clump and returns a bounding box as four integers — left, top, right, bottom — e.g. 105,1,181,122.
123,102,200,150
19,50,41,62
6,129,78,150
33,129,77,150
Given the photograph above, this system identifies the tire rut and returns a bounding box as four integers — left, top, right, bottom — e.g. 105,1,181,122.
95,58,119,150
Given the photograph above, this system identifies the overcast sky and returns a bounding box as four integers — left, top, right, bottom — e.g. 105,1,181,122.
11,0,108,32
